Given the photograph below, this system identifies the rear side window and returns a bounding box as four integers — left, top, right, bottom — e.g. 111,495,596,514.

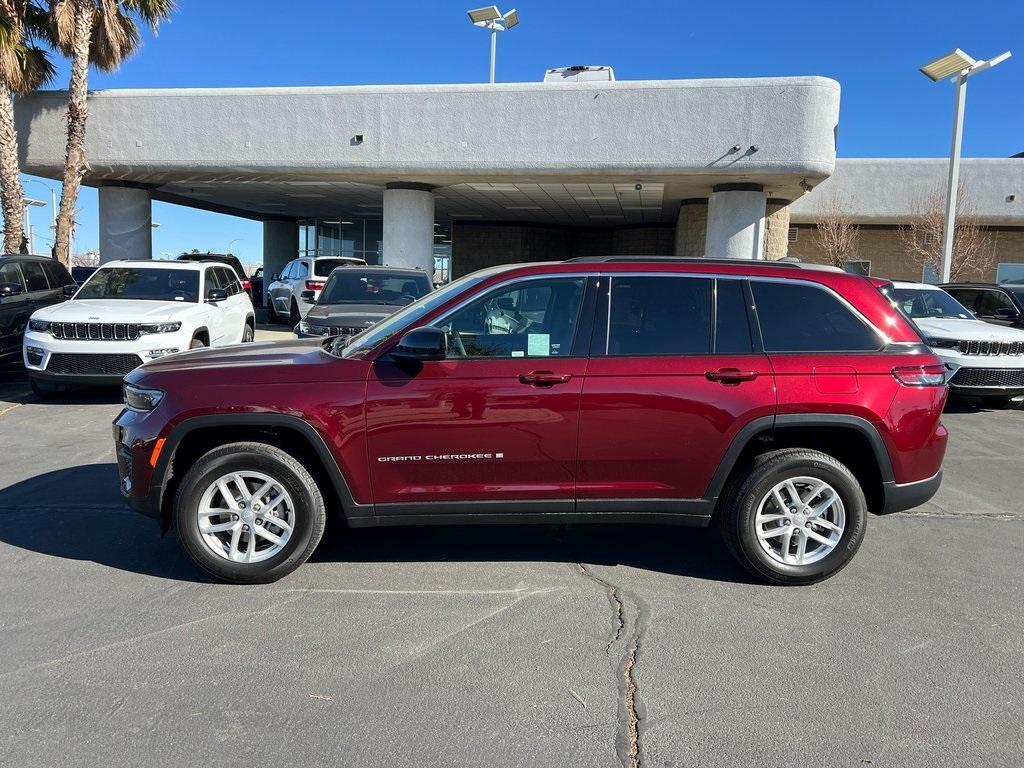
20,261,49,291
42,260,74,287
606,276,711,355
752,281,881,352
294,261,309,279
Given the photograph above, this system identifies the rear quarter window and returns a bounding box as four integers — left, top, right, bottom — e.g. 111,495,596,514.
752,281,881,352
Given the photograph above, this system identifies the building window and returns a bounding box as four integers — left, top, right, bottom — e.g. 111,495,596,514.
787,227,799,243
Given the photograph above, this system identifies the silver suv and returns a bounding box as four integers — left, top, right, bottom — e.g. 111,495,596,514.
266,256,365,324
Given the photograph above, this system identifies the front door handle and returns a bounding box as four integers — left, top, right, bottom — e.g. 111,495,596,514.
519,370,572,387
706,368,759,384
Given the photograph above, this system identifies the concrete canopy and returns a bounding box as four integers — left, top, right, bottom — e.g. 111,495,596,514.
16,77,840,225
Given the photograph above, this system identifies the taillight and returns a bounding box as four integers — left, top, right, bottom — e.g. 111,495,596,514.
892,365,947,386
242,279,252,291
305,280,325,292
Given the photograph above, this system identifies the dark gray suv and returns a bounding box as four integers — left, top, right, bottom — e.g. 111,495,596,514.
0,255,75,364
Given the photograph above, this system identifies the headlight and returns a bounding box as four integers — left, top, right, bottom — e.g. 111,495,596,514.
28,319,50,332
138,322,182,334
123,383,164,411
926,337,960,350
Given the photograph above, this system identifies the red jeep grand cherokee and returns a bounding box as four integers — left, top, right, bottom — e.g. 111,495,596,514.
113,257,948,585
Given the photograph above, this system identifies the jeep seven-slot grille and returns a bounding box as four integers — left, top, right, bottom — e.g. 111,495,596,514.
46,353,142,377
949,367,1024,388
307,324,368,336
50,322,141,341
957,340,1024,356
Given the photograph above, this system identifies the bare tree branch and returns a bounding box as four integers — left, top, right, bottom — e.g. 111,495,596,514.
813,192,860,268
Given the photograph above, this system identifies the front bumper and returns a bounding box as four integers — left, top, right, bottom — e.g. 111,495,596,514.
939,352,1024,396
24,329,191,385
881,470,943,514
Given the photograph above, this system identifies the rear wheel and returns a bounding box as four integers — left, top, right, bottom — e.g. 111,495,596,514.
718,448,867,586
173,442,327,583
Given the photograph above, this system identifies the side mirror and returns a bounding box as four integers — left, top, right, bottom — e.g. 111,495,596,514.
271,274,281,281
994,307,1021,320
62,284,78,299
300,290,315,301
0,282,24,299
391,326,446,363
206,287,228,303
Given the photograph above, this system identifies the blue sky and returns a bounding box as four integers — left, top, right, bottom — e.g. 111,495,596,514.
18,0,1024,264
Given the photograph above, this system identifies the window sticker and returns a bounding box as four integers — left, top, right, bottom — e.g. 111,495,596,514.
527,334,551,356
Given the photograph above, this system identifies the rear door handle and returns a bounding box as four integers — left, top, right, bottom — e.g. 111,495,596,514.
519,370,572,386
706,368,759,384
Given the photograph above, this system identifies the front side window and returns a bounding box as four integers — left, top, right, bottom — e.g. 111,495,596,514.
890,287,973,321
0,262,25,290
944,288,980,313
975,290,1017,318
753,281,882,352
438,277,585,359
319,271,431,306
42,261,73,288
606,276,711,355
216,267,238,294
75,268,200,303
20,261,49,292
715,279,753,354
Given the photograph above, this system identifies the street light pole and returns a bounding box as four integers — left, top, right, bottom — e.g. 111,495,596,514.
490,24,497,84
467,6,519,84
919,48,1011,284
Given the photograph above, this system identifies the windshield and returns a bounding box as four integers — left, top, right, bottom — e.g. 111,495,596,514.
334,273,487,359
891,287,973,320
76,267,200,302
314,259,362,277
319,271,432,306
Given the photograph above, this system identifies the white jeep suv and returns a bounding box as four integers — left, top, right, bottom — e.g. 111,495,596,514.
24,260,254,397
888,280,1024,407
266,256,366,325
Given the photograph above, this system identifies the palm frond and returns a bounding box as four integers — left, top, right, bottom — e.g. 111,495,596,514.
120,0,174,33
17,42,54,91
48,0,77,53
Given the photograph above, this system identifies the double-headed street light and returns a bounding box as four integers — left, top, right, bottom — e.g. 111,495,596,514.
919,48,1012,283
467,6,519,84
21,197,46,253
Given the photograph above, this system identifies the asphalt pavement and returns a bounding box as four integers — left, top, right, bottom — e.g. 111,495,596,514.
0,354,1021,768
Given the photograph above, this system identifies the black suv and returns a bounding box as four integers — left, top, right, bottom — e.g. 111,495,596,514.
940,282,1024,329
176,253,252,301
0,254,76,363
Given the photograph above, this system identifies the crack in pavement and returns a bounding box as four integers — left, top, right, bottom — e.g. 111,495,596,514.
577,563,647,768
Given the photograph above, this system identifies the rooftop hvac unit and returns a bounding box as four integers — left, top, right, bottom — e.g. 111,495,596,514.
543,65,616,83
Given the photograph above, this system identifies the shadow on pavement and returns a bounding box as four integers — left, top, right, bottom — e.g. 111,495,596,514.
0,463,752,585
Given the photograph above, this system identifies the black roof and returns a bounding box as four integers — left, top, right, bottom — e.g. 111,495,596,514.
0,253,57,262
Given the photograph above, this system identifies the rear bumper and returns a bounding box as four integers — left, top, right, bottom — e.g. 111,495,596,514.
881,470,942,514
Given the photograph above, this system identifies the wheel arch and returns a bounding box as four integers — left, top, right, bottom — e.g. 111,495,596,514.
708,414,894,514
190,326,210,346
153,414,367,532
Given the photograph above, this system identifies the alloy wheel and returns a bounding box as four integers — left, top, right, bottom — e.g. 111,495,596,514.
754,476,846,566
196,471,295,563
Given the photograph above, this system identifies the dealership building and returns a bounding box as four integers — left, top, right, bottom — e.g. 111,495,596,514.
15,76,1024,282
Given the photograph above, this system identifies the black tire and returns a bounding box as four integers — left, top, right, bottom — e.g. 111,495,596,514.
718,448,867,586
173,442,327,584
30,378,67,400
265,301,279,324
289,299,301,326
242,323,254,343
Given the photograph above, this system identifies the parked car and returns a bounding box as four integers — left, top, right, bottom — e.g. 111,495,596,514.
70,266,98,284
25,259,254,397
884,280,1024,407
266,256,367,325
249,267,264,308
940,282,1024,329
114,257,949,585
0,254,76,365
295,266,433,340
176,253,253,302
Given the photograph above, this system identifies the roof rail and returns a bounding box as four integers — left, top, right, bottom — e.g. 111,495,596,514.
563,255,806,269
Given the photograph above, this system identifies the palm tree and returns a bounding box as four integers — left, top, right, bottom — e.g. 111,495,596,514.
49,0,173,265
0,1,54,253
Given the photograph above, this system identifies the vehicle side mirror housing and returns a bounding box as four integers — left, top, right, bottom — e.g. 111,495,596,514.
300,290,315,301
62,284,78,299
391,326,447,363
0,282,24,299
994,307,1021,320
271,274,281,281
206,287,228,303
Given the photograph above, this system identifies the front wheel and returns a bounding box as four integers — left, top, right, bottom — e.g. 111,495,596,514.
173,442,327,583
718,448,867,586
242,324,254,343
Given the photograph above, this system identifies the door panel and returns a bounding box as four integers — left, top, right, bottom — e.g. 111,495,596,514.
366,358,586,504
578,354,775,499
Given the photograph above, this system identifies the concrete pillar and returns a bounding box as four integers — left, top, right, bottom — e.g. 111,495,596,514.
383,183,435,273
674,199,708,257
98,185,152,263
763,199,792,261
704,184,767,260
263,219,299,288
